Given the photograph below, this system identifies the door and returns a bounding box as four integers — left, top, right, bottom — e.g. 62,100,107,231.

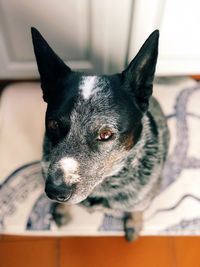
0,0,132,78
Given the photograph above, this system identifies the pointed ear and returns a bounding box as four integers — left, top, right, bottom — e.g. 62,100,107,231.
122,30,159,112
31,27,71,102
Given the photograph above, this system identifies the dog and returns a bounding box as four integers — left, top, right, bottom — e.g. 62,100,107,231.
31,27,169,241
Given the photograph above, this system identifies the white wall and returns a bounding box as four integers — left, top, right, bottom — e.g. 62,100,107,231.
128,0,200,75
0,0,200,78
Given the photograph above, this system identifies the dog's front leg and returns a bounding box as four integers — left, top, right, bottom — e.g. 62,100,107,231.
124,211,143,241
51,203,71,226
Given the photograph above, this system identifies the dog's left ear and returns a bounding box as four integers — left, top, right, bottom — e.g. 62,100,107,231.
31,27,71,102
122,30,159,112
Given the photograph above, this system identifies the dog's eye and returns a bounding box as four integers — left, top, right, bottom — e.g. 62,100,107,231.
98,129,113,141
46,119,61,145
47,119,59,131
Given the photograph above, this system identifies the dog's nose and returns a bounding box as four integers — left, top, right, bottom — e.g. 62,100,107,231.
45,181,75,202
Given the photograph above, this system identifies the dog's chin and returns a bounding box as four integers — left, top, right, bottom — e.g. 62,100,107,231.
65,192,89,204
45,191,88,204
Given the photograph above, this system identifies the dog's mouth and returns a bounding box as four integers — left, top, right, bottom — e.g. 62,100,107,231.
45,182,76,203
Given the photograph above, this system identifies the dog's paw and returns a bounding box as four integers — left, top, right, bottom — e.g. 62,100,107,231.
124,212,143,242
51,203,71,227
124,226,136,242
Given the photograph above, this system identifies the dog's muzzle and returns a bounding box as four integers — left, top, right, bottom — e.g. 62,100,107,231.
45,181,76,202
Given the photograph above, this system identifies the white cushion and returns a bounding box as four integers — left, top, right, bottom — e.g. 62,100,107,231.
0,78,200,236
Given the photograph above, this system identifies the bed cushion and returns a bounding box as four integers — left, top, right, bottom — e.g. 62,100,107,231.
0,78,200,236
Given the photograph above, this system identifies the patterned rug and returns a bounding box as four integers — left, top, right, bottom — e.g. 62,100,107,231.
0,78,200,236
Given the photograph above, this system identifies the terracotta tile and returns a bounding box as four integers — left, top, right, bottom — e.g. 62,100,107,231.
1,235,54,242
175,237,200,267
0,237,58,267
60,236,176,267
190,75,200,81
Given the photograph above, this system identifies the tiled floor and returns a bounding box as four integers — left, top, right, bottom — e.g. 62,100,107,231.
1,236,200,267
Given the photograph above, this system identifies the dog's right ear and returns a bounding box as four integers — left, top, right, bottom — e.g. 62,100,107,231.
31,27,71,102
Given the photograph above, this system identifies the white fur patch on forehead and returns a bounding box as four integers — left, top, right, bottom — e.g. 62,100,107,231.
79,76,99,100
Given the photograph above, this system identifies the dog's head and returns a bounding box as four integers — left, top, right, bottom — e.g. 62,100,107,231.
31,28,159,204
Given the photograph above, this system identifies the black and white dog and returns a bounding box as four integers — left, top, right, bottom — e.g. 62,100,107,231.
31,28,169,241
